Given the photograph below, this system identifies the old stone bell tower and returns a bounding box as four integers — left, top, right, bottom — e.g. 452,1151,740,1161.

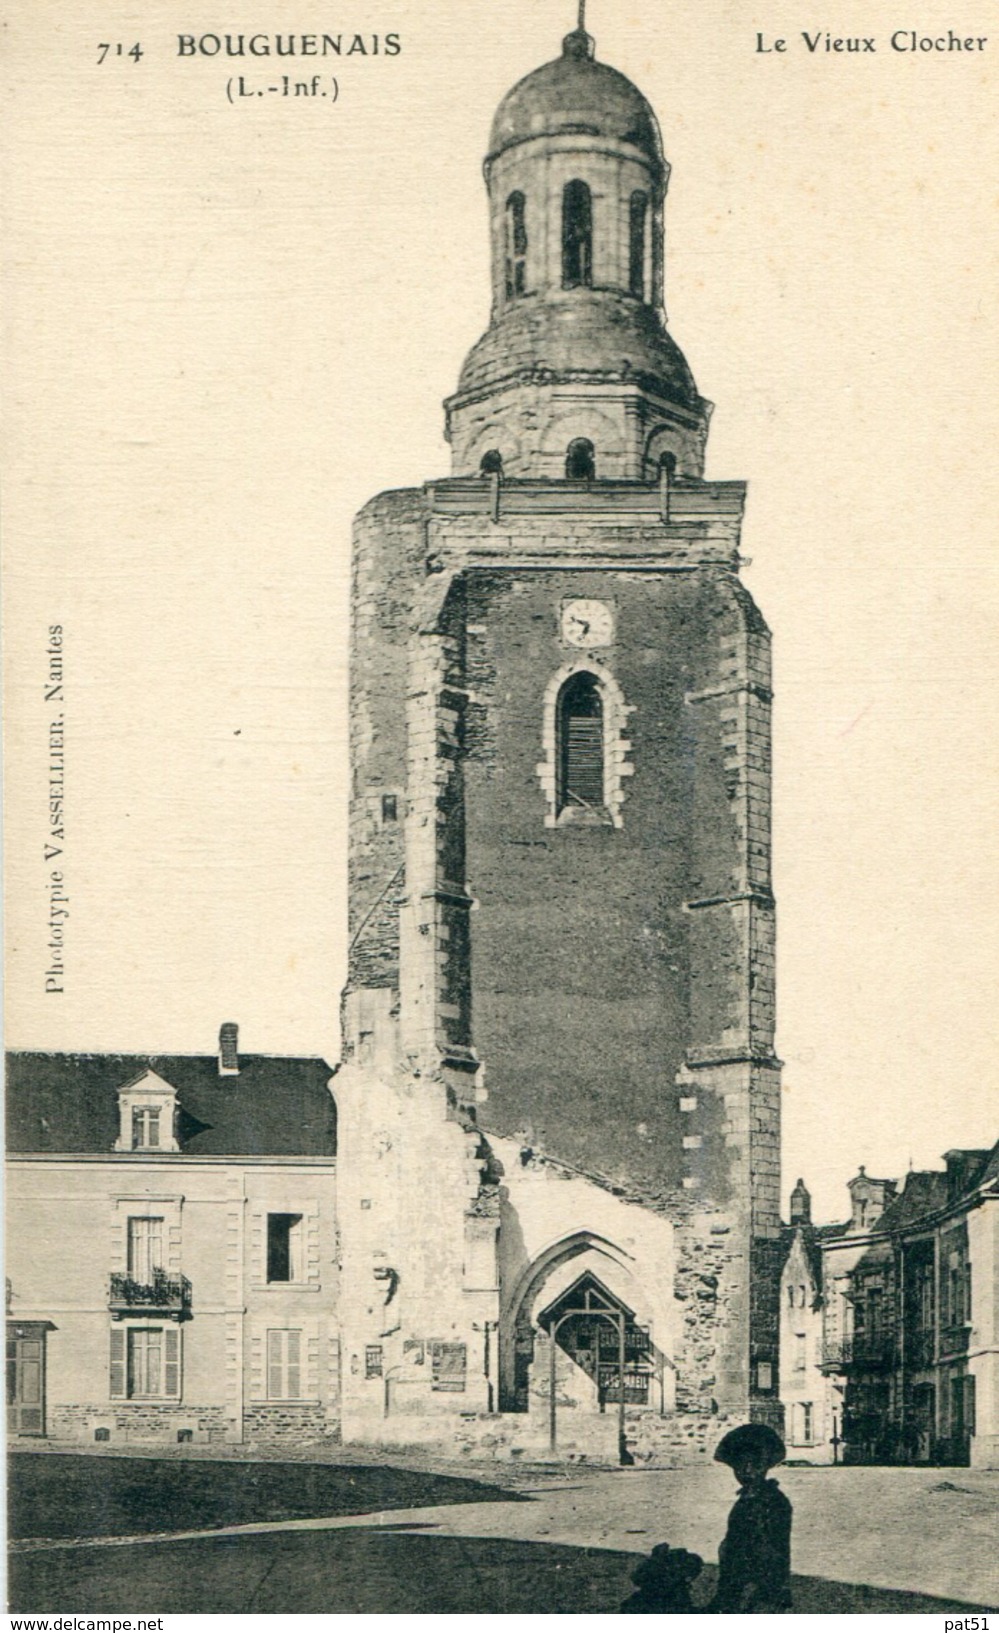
335,14,782,1463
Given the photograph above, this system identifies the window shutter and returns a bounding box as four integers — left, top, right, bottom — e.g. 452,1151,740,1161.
164,1327,181,1398
559,675,604,810
566,714,603,804
286,1330,301,1399
109,1327,126,1398
267,1329,284,1399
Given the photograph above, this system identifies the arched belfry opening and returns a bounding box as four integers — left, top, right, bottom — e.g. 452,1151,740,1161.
557,670,603,813
629,190,648,299
565,437,595,481
504,191,527,298
562,179,593,287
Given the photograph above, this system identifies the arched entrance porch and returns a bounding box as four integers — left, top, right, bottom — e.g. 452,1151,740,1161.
538,1271,653,1455
500,1231,676,1461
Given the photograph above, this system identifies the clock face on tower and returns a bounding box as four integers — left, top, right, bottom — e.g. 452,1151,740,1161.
560,599,614,647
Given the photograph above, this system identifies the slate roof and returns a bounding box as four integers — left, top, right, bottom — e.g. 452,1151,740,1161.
868,1146,997,1233
777,1223,825,1292
5,1052,337,1158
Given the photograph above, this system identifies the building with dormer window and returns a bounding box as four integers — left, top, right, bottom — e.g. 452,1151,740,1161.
5,1028,338,1446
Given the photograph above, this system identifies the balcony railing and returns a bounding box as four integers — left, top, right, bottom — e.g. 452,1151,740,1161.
822,1334,894,1370
109,1269,192,1319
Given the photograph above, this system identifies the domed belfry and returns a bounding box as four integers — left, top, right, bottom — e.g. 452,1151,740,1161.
335,14,783,1462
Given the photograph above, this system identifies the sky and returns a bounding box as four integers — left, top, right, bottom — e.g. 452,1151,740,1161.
4,0,998,1221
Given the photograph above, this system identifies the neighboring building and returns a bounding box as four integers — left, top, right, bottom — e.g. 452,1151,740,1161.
5,1030,338,1448
827,1147,999,1469
778,1180,837,1461
335,15,782,1465
783,1150,999,1469
812,1166,899,1464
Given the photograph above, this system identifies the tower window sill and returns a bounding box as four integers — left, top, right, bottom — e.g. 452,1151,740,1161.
555,805,614,828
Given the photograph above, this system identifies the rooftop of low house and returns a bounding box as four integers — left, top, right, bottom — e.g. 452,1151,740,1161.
5,1038,337,1159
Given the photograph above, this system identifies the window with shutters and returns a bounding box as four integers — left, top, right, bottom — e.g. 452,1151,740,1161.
790,1401,813,1444
267,1328,302,1399
539,661,632,829
127,1217,164,1284
110,1326,181,1399
557,672,604,815
266,1214,304,1283
562,179,592,287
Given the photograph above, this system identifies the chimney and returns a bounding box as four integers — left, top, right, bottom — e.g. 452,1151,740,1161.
789,1178,811,1226
218,1022,239,1077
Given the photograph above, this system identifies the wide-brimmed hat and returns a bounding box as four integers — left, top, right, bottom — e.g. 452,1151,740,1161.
713,1423,786,1470
633,1545,703,1586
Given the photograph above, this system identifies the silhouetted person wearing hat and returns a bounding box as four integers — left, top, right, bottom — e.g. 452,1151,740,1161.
709,1424,793,1613
620,1544,704,1613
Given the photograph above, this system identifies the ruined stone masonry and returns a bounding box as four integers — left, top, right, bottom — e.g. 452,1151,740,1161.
336,19,782,1462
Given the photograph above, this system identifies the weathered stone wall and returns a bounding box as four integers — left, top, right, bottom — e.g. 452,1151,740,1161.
347,490,426,993
243,1404,338,1446
48,1404,231,1445
343,480,780,1451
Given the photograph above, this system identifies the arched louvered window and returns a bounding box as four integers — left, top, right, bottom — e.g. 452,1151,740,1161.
562,180,593,287
505,191,528,298
557,672,604,814
629,191,648,298
565,438,595,480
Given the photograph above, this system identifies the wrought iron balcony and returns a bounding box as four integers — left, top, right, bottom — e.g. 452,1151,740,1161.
836,1333,895,1369
109,1269,192,1320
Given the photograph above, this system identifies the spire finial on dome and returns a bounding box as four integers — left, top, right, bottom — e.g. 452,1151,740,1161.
563,0,595,59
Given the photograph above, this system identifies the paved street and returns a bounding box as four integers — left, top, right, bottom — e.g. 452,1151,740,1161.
8,1449,999,1613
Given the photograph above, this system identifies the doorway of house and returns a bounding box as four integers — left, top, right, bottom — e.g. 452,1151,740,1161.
6,1324,49,1436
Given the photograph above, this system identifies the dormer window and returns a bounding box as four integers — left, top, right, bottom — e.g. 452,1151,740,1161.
562,180,592,287
115,1069,180,1153
131,1107,161,1150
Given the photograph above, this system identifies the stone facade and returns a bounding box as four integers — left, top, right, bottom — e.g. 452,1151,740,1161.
337,20,782,1463
779,1153,999,1469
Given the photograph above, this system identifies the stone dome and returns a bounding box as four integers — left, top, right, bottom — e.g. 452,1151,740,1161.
488,29,665,174
453,288,699,411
